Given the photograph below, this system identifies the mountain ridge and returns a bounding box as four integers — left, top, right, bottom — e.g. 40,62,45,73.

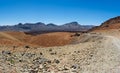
0,22,94,33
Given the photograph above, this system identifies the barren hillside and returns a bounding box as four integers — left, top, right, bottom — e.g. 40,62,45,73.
0,31,75,47
90,16,120,30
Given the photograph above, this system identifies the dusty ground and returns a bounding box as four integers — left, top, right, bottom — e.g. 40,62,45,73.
0,29,120,73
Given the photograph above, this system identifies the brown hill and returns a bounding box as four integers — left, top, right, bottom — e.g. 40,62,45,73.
0,31,31,46
0,31,74,47
29,32,73,47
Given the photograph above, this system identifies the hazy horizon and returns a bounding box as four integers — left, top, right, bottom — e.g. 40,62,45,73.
0,0,120,26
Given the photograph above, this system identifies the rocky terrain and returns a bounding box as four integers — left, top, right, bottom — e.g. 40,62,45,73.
0,30,120,73
0,16,120,73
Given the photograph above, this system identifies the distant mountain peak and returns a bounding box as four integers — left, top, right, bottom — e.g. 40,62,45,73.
47,23,57,26
35,22,45,25
65,21,80,25
63,21,81,27
18,23,23,25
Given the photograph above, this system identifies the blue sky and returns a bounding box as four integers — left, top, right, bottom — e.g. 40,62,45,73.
0,0,120,25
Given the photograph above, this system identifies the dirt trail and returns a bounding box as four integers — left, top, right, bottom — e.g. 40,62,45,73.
84,34,120,73
105,36,120,49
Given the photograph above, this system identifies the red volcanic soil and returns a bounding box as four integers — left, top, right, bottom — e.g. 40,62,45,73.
0,31,74,47
29,32,73,47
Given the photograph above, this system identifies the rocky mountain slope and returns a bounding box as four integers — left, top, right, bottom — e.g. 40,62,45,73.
89,16,120,31
101,16,120,26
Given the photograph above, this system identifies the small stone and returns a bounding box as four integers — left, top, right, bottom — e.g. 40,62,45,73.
90,54,93,57
63,65,69,71
78,51,80,53
39,64,43,69
47,60,51,63
49,49,52,52
54,59,60,64
19,60,22,62
71,64,78,69
25,45,30,48
50,52,55,55
29,70,38,73
40,52,43,55
2,50,11,55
